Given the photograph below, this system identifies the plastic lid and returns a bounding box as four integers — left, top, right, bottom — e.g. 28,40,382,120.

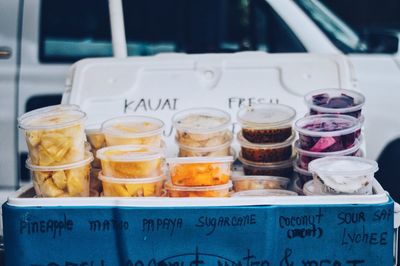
237,130,295,149
175,131,233,152
102,115,164,138
304,88,365,113
308,156,378,177
166,156,234,164
19,109,86,130
85,123,102,134
237,103,296,128
294,138,361,158
231,174,290,185
165,181,233,191
231,189,298,197
18,104,80,122
238,152,295,169
98,172,165,184
172,107,231,133
294,114,361,137
96,145,163,162
26,151,94,171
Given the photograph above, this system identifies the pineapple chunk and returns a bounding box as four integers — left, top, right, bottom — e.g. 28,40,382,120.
34,171,50,185
41,179,64,197
52,171,67,190
26,131,42,147
40,132,73,162
66,168,85,196
38,145,56,166
112,184,130,197
125,184,142,196
143,184,156,196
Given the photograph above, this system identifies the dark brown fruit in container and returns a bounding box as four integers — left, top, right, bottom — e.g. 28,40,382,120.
242,127,292,143
243,164,293,178
241,145,292,163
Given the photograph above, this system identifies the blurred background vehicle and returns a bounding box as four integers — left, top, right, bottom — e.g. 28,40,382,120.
0,0,399,197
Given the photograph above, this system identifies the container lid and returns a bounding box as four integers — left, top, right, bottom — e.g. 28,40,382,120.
238,152,295,168
293,161,313,177
102,115,164,138
166,156,234,164
85,123,102,134
98,172,165,184
165,181,233,191
96,145,163,162
175,131,233,152
232,189,298,197
231,174,290,185
294,114,361,137
17,104,80,122
308,156,378,177
304,88,365,114
19,109,87,130
237,130,295,149
26,151,94,171
294,138,361,158
237,103,296,128
172,107,231,133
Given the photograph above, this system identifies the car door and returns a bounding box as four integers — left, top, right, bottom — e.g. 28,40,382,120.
0,0,20,188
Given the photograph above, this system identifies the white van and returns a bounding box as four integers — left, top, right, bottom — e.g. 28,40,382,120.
1,0,400,189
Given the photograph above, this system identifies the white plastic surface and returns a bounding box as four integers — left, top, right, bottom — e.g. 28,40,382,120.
63,52,354,156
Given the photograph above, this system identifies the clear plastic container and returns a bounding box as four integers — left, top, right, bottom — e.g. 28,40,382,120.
304,89,365,118
99,173,164,197
19,108,87,166
302,180,333,196
231,174,290,191
176,132,232,157
85,125,106,168
290,177,304,195
293,161,313,184
238,130,294,163
238,153,294,178
102,115,164,147
90,168,102,193
165,181,232,197
237,103,296,143
26,151,93,197
173,107,231,148
17,104,80,122
231,189,298,197
308,156,378,195
166,156,233,186
97,145,163,178
294,138,361,170
294,114,361,152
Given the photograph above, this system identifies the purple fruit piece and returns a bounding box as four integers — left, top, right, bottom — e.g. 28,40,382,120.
312,93,329,105
310,136,336,152
299,135,315,150
341,93,355,105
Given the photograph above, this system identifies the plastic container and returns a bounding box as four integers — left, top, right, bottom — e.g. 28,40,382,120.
26,151,93,197
290,177,304,195
238,153,294,178
305,88,365,118
294,114,361,152
19,108,87,166
165,181,232,197
85,125,106,168
90,167,102,193
231,189,298,197
17,104,80,122
293,162,313,184
173,107,231,148
237,103,296,143
231,174,290,191
294,138,361,170
99,173,164,197
102,115,164,147
308,156,378,195
166,156,233,186
176,132,233,157
238,130,294,163
96,145,163,178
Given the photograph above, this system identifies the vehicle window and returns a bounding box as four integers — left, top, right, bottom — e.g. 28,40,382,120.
39,0,306,63
294,0,367,53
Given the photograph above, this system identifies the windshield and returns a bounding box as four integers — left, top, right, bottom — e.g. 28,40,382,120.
294,0,367,53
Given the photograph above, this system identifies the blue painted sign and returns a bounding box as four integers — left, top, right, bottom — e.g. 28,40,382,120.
2,201,394,266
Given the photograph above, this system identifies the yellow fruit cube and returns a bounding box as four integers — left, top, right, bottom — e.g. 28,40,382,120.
41,179,65,197
26,131,42,147
66,169,85,196
52,171,67,190
143,184,156,196
41,132,73,162
112,184,131,197
125,184,141,196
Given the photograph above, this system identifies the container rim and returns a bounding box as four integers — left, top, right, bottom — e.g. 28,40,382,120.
19,109,87,130
101,115,164,138
231,189,298,197
96,145,163,162
26,151,93,171
166,156,234,164
238,152,295,168
165,181,232,191
98,172,165,184
237,130,295,149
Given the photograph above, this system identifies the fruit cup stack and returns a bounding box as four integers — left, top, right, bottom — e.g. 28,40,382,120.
172,108,233,157
236,103,296,179
95,115,166,197
18,105,93,197
293,89,365,190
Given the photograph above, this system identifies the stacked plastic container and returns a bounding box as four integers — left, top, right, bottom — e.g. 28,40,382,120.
293,89,366,194
18,105,93,197
167,108,234,197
